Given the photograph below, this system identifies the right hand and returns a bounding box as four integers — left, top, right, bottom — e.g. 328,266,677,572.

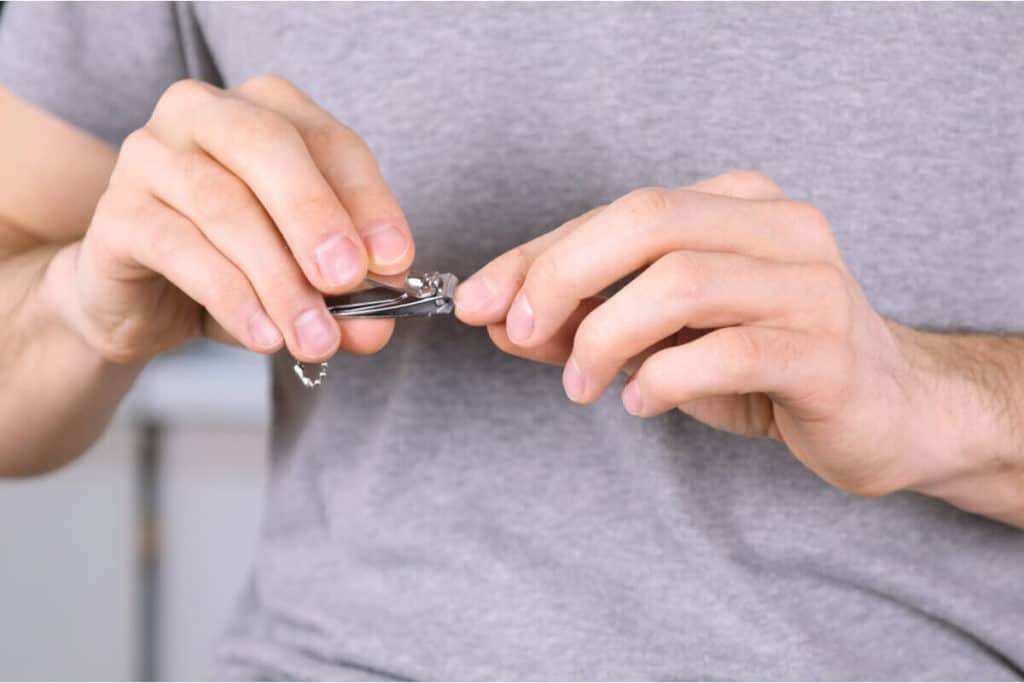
48,75,415,365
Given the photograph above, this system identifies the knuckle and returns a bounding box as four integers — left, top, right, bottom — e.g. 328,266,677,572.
303,121,366,158
198,268,250,320
182,155,253,222
263,256,299,284
724,328,765,382
93,194,148,262
237,73,297,97
146,220,180,263
117,128,158,165
788,200,829,229
492,246,531,291
302,122,342,155
206,267,243,302
572,313,617,366
248,107,295,141
285,190,345,232
265,262,312,302
527,253,562,292
617,186,673,222
90,190,124,229
787,200,833,241
156,78,217,115
508,245,532,279
808,261,847,292
124,205,179,266
224,102,299,147
636,364,671,405
724,168,780,196
778,200,840,259
658,251,707,299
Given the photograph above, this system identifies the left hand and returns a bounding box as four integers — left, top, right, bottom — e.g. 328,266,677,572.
455,170,950,498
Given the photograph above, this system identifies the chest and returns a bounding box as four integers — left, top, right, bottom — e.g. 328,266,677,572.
197,3,1024,331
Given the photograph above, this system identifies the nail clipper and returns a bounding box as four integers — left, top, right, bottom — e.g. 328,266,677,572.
292,270,458,388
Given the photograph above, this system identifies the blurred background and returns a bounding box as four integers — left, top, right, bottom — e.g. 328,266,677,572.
0,2,271,677
0,342,271,680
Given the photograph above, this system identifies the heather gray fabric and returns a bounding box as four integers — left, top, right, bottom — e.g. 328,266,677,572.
3,2,1024,679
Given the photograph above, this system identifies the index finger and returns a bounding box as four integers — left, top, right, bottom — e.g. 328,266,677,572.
147,79,369,294
454,206,603,326
455,169,796,330
506,186,839,347
235,76,415,275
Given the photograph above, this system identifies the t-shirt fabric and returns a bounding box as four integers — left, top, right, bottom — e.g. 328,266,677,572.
2,2,1023,679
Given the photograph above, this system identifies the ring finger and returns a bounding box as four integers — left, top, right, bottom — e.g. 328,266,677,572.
564,250,836,403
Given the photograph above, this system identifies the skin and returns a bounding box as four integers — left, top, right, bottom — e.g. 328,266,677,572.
0,77,412,474
454,170,1024,528
2,77,1022,529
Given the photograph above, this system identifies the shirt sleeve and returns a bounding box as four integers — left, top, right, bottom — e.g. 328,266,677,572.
0,2,199,145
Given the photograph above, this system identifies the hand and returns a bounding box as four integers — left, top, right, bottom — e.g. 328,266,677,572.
455,170,952,498
47,75,415,365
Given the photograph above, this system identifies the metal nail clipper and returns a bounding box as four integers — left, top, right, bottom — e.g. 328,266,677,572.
292,270,459,388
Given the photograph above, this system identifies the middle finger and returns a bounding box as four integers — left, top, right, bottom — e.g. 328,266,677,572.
506,188,837,347
149,83,370,294
128,132,341,361
456,169,794,331
563,250,839,403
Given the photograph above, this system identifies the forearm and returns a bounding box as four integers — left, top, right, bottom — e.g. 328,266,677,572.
893,323,1024,527
0,239,142,476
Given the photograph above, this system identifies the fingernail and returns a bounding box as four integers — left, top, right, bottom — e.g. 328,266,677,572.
455,275,497,314
248,310,282,349
362,223,408,266
315,234,364,287
506,293,534,343
294,307,338,357
562,356,585,402
622,379,643,415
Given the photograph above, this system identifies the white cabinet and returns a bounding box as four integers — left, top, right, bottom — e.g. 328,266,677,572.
158,426,267,681
0,343,270,680
0,428,140,680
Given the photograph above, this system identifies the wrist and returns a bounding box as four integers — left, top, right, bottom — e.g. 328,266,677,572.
887,321,1023,519
0,241,143,475
36,241,146,376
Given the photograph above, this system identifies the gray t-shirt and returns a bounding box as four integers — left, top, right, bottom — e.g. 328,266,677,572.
3,3,1023,679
